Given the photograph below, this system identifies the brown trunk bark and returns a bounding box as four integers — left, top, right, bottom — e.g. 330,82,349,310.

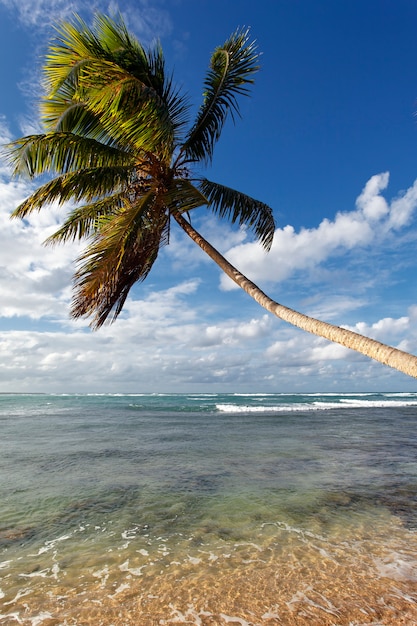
173,212,417,379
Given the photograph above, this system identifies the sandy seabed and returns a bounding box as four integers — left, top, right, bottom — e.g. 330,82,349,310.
2,518,417,626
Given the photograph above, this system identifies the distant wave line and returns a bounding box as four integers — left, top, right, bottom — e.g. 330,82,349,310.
216,400,417,413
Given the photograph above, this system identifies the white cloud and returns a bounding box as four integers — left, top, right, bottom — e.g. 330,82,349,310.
347,315,412,347
386,182,417,230
220,173,417,290
0,123,81,320
0,0,70,26
1,287,416,393
263,308,417,386
0,115,12,146
0,0,172,37
0,285,272,392
302,295,366,322
355,172,390,220
265,334,351,366
194,315,272,347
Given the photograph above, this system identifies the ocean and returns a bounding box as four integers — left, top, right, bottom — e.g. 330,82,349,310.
0,392,416,625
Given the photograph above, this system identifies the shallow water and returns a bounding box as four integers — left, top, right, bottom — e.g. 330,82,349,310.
0,393,417,624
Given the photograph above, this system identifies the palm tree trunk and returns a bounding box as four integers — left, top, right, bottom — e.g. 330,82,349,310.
173,212,417,379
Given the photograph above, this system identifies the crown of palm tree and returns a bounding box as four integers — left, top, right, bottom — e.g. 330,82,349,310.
6,13,275,328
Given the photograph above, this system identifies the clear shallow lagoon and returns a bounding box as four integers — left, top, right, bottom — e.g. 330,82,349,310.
1,392,417,625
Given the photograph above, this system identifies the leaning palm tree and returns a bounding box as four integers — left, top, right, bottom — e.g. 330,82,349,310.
6,13,417,378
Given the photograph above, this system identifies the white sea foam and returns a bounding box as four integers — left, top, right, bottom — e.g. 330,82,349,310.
0,613,22,623
3,587,32,605
29,613,53,626
286,590,340,617
187,394,218,398
108,583,130,598
119,559,145,576
187,555,202,565
219,614,253,625
216,398,417,413
234,542,263,552
338,399,417,407
122,526,140,540
262,610,280,619
374,554,417,582
51,562,60,579
216,403,309,413
36,534,72,555
261,521,327,542
165,604,213,625
93,566,109,588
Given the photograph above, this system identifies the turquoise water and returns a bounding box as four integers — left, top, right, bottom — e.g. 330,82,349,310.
1,392,417,624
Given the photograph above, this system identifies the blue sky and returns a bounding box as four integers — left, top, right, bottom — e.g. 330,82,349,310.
1,0,417,392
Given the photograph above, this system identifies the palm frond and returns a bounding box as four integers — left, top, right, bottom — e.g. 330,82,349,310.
197,178,275,250
71,193,169,328
94,12,145,60
83,68,174,154
164,178,208,213
5,133,133,179
41,93,117,145
44,16,104,96
43,14,187,155
44,13,145,95
44,193,126,245
181,28,259,164
11,166,132,218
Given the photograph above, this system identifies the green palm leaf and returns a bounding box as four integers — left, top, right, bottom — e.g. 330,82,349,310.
11,167,132,217
197,178,275,250
42,95,117,146
44,194,126,245
6,133,133,178
181,29,259,165
44,14,187,155
44,14,145,94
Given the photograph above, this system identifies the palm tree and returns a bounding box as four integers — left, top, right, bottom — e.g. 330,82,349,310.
5,13,417,378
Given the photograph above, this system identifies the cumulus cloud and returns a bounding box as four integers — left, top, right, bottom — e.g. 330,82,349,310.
266,332,355,367
0,286,275,392
194,315,272,347
263,307,417,387
220,173,417,290
4,303,412,393
355,172,390,220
